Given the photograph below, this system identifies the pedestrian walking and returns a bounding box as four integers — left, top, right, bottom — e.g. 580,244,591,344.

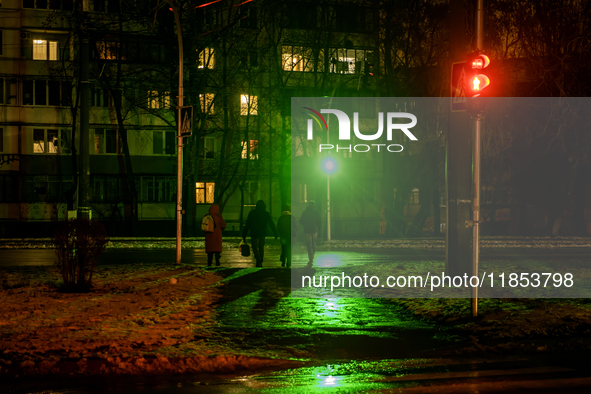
242,200,278,267
300,201,321,265
277,205,298,268
203,204,226,267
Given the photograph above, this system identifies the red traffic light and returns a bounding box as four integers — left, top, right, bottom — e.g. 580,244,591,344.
470,74,490,94
465,52,491,97
470,54,490,70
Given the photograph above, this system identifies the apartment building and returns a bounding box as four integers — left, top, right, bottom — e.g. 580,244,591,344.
0,0,383,237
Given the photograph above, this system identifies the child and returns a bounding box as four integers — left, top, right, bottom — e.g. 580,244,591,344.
277,205,298,268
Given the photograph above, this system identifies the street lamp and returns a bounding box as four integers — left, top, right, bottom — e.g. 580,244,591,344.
320,156,338,240
154,0,184,264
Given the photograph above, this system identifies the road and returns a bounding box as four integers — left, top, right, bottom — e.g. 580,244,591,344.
5,353,591,393
1,247,591,267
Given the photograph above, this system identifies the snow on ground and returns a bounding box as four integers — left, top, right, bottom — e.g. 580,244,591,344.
2,236,591,249
0,265,302,377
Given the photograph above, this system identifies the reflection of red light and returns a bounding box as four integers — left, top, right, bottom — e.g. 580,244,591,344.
169,7,173,11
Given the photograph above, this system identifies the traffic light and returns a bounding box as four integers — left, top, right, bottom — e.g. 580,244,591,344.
465,52,490,97
364,61,374,77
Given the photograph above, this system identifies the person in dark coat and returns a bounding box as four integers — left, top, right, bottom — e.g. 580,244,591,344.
277,205,298,268
204,204,226,267
242,200,278,267
300,201,321,265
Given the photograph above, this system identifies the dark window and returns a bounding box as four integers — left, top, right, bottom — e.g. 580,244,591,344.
94,0,106,12
286,2,317,29
333,5,372,33
91,175,124,203
153,131,163,154
37,0,48,8
24,80,68,106
105,129,117,154
240,6,257,29
35,80,47,105
0,174,18,203
107,0,120,13
137,176,175,202
22,175,73,203
61,81,72,106
23,80,33,105
165,132,175,155
48,81,60,106
24,0,35,8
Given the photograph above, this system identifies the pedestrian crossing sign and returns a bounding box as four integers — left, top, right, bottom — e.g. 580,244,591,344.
451,62,467,112
179,106,193,137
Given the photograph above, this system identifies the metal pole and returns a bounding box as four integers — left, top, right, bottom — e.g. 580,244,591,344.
472,0,484,317
472,115,481,316
165,1,184,265
327,174,331,240
326,117,331,241
78,38,90,220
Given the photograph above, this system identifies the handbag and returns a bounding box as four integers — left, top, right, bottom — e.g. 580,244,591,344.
239,241,250,257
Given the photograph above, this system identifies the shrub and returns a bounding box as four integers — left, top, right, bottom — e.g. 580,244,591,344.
52,219,109,292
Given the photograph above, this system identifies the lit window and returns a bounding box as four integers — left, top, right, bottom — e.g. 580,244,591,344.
47,130,58,153
241,139,259,160
282,46,313,72
96,41,120,60
240,94,257,115
329,48,373,74
33,129,45,153
32,129,69,154
408,188,420,205
33,40,58,60
198,47,215,69
196,182,215,204
148,91,170,109
199,93,214,114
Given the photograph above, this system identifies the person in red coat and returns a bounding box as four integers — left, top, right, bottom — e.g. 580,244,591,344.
204,204,226,266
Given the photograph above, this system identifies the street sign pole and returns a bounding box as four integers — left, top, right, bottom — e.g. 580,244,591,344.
167,0,184,266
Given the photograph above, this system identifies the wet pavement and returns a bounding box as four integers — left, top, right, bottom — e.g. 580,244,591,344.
6,354,591,393
2,246,591,267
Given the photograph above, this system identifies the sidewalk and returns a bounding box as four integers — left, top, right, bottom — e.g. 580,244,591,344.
2,236,591,249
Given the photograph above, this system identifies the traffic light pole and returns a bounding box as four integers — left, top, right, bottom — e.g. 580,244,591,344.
471,0,484,317
472,114,481,316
